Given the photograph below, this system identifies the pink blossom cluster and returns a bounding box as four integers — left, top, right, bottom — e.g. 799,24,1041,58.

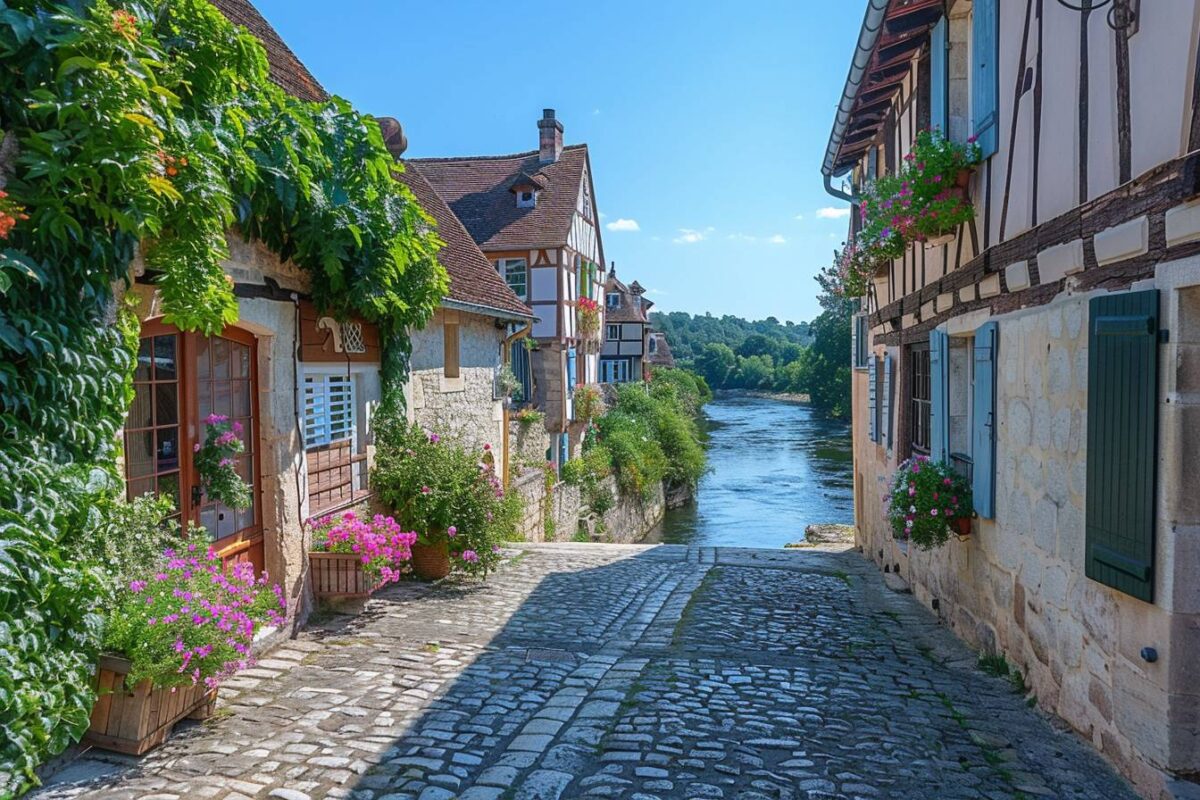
123,544,286,689
309,511,418,584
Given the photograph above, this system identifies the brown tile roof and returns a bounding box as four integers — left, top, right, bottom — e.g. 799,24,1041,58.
604,272,651,324
410,145,593,252
395,164,533,320
646,332,675,368
210,0,328,102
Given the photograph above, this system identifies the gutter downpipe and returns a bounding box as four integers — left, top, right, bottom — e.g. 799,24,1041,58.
821,0,891,201
501,321,534,488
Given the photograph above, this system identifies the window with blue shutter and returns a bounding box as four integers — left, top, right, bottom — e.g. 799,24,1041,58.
930,16,948,134
566,347,577,394
930,330,949,462
972,0,999,158
972,322,998,517
559,432,570,467
1086,290,1159,603
882,353,894,450
867,355,878,443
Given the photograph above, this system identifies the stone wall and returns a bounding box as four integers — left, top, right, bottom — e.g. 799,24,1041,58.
853,260,1200,798
509,465,664,545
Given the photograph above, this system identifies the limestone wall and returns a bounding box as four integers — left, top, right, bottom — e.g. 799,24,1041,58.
853,261,1200,797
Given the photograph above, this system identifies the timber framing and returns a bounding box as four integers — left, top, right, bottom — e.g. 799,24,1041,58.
870,150,1200,346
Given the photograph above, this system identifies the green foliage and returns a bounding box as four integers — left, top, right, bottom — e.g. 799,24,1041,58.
561,444,614,516
573,385,605,424
194,415,252,510
372,421,518,576
0,0,446,789
514,407,543,426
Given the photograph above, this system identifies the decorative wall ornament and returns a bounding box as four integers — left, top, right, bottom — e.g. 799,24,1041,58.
317,316,367,354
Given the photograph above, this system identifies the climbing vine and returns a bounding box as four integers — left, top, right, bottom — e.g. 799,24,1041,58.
0,0,445,793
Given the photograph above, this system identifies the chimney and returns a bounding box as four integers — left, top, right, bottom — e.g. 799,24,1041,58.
374,116,408,158
538,108,563,163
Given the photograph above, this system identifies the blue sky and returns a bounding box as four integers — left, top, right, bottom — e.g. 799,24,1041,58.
254,0,863,324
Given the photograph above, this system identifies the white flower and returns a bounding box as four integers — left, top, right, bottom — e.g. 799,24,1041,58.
909,506,916,513
905,519,914,529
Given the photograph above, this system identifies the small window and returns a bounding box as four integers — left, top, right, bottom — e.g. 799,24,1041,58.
909,343,931,455
648,336,658,354
853,315,870,369
606,324,619,341
444,321,460,378
498,258,527,301
606,292,620,309
304,373,356,448
517,190,536,208
602,359,630,383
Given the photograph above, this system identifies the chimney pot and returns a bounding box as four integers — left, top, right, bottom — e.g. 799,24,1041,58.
374,116,408,158
538,108,563,163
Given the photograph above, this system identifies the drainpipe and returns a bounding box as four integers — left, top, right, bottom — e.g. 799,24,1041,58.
824,173,858,205
501,321,534,488
821,0,889,183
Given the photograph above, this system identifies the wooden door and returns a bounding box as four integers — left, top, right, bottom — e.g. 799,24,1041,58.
124,322,263,571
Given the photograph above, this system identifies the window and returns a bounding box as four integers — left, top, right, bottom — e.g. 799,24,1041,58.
498,258,527,301
444,320,460,378
304,373,356,448
602,359,630,383
607,292,620,309
853,314,869,369
648,336,658,355
517,190,536,208
606,324,619,341
909,343,931,455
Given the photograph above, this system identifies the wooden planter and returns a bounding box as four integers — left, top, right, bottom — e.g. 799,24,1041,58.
310,551,386,599
86,655,216,755
411,538,450,581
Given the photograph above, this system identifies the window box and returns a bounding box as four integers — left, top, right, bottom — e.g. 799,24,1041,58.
85,655,217,755
309,551,389,599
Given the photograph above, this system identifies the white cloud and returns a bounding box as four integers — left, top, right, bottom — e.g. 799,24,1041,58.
816,206,851,219
794,213,805,221
605,218,640,232
726,233,758,242
673,227,713,244
592,108,601,116
768,234,787,245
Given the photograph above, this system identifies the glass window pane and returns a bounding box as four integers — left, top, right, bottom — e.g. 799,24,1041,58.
155,383,178,426
232,380,250,418
127,384,152,430
214,380,232,417
216,503,236,539
199,506,218,540
197,384,212,420
126,431,154,478
153,335,176,381
233,343,250,378
135,339,152,381
196,335,211,379
156,427,180,473
127,477,154,501
213,338,230,380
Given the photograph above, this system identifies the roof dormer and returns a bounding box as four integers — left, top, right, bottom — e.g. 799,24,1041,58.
510,172,546,209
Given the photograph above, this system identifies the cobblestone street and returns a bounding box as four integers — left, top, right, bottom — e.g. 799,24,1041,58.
38,544,1138,800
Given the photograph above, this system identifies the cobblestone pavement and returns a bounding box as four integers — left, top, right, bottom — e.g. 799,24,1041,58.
37,543,1139,800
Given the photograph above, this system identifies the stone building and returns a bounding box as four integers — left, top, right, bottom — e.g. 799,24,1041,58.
410,111,607,468
824,1,1200,796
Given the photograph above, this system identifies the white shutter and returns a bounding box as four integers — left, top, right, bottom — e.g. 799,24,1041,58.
304,374,356,448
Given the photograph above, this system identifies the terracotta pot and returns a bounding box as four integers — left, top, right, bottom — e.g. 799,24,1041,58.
953,516,973,537
955,167,973,189
86,655,217,755
411,537,450,581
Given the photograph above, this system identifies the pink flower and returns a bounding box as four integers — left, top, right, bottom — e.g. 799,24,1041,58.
930,508,939,516
447,526,457,537
129,580,147,593
483,443,491,451
461,550,479,563
194,442,202,453
421,486,431,495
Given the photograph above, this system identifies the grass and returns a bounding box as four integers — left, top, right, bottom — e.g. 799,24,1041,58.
832,570,852,586
423,641,440,654
978,651,1028,695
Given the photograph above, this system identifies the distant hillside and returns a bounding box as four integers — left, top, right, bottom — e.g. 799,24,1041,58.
649,311,812,364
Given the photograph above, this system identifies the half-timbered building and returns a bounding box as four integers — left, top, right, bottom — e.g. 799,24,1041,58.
826,1,1200,794
411,111,607,467
601,267,653,383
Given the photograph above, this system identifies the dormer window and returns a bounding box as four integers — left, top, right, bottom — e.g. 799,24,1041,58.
648,336,658,355
606,293,620,309
517,190,537,208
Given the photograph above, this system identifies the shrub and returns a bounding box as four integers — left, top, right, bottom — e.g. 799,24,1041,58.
308,511,417,585
515,407,544,426
573,385,605,423
885,456,973,550
372,421,520,576
194,414,252,509
102,546,285,690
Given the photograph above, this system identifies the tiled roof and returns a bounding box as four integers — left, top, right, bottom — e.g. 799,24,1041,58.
646,332,675,368
410,145,592,252
394,165,533,320
604,272,651,324
210,0,328,102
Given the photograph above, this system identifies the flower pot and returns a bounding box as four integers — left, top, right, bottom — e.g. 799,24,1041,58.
85,655,217,755
952,516,973,537
955,167,973,189
310,551,387,599
411,537,451,581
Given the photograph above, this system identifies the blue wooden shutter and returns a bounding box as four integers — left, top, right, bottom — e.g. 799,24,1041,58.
559,432,570,466
1086,290,1159,602
972,0,999,158
882,353,893,449
930,329,949,462
972,322,998,517
930,17,948,134
867,355,878,443
566,347,577,393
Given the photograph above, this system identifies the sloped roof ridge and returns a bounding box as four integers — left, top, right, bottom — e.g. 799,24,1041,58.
410,143,587,164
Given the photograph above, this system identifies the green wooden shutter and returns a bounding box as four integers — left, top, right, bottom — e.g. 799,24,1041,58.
883,353,894,449
1086,290,1159,602
930,17,948,134
972,322,998,517
930,329,949,461
972,0,999,158
867,355,878,443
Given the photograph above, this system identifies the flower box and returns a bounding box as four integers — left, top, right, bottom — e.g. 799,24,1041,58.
85,655,216,755
309,551,388,599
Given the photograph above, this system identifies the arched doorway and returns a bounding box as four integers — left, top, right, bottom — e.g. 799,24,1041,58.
125,320,263,571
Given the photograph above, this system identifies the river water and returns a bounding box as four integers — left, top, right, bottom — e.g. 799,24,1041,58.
647,394,854,549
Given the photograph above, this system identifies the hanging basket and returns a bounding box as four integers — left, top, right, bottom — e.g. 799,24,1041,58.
411,537,451,581
85,656,217,755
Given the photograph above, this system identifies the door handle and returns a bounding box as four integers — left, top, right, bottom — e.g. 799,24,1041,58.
191,485,202,508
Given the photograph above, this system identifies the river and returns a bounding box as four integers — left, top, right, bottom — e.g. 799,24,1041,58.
647,393,854,549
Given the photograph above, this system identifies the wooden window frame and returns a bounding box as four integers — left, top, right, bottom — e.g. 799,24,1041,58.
443,320,461,379
909,342,932,456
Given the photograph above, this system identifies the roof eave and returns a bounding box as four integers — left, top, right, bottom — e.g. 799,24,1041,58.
441,297,535,323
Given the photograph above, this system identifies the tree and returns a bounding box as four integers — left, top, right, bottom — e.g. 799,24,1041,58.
693,342,737,389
